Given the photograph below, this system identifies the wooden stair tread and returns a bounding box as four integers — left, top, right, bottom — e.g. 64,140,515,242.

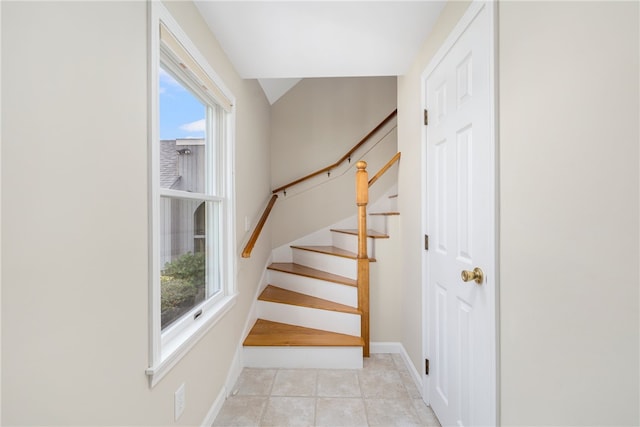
330,228,389,238
291,245,376,261
259,285,360,314
369,212,400,216
268,262,356,287
243,319,364,347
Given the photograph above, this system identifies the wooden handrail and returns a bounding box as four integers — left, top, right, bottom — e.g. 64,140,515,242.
241,194,278,258
355,161,370,357
368,152,401,187
272,109,397,194
242,110,397,259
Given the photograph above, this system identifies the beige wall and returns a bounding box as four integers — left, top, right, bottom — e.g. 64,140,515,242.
498,1,639,424
269,77,398,247
1,1,271,425
271,77,397,188
268,77,401,341
399,0,639,425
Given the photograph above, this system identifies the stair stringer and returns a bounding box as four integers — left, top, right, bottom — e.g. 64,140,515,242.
238,254,273,358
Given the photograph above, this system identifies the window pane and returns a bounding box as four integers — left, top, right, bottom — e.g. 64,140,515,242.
160,197,217,330
159,66,206,191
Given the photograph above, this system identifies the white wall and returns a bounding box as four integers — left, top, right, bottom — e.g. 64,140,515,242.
1,1,271,425
399,0,639,425
498,2,639,425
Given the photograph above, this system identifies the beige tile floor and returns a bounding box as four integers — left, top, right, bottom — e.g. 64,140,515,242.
213,353,442,427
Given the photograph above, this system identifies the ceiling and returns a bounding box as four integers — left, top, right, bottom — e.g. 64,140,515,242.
194,1,446,103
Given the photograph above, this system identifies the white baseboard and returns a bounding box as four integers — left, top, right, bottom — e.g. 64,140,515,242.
224,346,243,396
201,337,244,426
240,255,272,344
371,341,423,397
201,386,226,427
202,256,271,427
370,341,403,354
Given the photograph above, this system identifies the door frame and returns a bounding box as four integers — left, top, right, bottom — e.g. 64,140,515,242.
420,0,499,423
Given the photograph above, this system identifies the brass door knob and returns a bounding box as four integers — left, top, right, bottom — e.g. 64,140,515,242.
461,267,484,285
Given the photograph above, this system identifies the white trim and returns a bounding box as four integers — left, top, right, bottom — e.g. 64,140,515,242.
175,138,205,146
147,1,237,387
153,2,235,109
240,255,272,344
201,386,226,427
369,342,403,354
160,22,233,112
420,68,430,405
491,1,501,422
146,294,237,387
225,346,244,396
201,341,243,427
148,0,162,379
159,188,223,202
422,1,487,81
0,1,3,420
420,0,498,423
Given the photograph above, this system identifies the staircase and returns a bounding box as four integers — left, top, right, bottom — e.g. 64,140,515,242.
242,190,398,369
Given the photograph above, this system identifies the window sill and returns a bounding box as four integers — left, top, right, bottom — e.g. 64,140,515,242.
146,293,237,387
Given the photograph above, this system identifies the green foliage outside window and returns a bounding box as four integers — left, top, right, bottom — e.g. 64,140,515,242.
161,252,206,328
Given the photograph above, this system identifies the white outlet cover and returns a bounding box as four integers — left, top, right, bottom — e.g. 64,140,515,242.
175,383,186,421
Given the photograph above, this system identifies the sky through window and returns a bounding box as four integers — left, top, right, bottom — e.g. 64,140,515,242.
159,67,206,140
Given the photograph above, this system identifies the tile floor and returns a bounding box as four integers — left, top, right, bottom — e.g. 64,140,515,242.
213,353,442,427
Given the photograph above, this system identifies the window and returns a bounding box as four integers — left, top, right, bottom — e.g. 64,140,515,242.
147,4,236,386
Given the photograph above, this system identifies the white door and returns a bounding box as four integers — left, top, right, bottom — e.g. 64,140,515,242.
424,2,496,427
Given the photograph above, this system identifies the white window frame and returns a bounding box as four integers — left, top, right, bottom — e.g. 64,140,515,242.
146,2,237,387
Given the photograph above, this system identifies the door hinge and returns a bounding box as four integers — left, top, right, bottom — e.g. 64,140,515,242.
424,234,429,251
425,358,430,375
423,109,429,126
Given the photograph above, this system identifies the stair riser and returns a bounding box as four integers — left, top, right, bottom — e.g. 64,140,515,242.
243,346,363,369
331,232,374,257
367,215,388,234
292,249,357,280
268,270,357,307
257,301,361,336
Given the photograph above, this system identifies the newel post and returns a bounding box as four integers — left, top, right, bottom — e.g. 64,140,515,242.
356,161,370,357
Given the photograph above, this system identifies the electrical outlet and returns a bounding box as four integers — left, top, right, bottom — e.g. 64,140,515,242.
244,216,250,232
174,383,186,421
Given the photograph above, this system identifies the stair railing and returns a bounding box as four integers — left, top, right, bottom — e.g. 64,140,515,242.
241,109,397,258
355,152,401,357
241,194,278,258
355,161,371,357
